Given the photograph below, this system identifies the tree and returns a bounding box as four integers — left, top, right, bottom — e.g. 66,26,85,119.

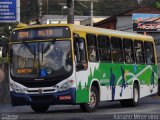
155,2,160,9
20,0,39,23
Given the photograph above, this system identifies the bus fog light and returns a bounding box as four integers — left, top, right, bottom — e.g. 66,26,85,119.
58,80,74,92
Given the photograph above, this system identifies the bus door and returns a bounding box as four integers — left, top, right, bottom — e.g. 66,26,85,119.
74,33,89,103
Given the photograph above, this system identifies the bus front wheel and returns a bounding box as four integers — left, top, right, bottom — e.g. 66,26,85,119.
31,105,49,113
80,86,99,112
120,83,139,107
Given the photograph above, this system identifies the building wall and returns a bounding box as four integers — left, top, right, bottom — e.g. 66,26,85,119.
80,18,107,26
116,16,136,33
94,21,116,29
42,15,108,25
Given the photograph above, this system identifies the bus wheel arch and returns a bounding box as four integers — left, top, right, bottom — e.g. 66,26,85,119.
91,80,100,98
80,80,100,112
132,79,140,98
120,79,140,107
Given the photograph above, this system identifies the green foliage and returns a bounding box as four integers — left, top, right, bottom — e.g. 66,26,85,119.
155,2,160,8
20,0,39,23
0,57,9,64
75,0,159,16
48,4,62,15
0,23,17,38
15,0,160,23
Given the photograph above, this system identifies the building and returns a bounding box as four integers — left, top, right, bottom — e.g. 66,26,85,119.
94,6,160,32
42,15,108,25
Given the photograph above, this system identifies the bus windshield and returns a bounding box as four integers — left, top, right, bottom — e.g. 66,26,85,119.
10,40,72,79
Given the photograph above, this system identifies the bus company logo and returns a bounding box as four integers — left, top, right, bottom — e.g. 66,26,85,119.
38,89,43,94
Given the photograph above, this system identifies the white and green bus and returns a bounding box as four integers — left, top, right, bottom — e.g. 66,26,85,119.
9,24,158,112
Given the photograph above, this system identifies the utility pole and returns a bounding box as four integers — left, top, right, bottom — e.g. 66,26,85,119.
38,0,43,23
90,1,93,26
77,0,98,26
67,0,74,24
46,0,48,15
17,0,20,22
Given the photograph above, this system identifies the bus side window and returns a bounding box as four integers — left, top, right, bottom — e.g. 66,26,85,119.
111,37,123,62
144,42,155,64
123,39,134,63
86,34,98,62
134,41,145,64
98,35,111,62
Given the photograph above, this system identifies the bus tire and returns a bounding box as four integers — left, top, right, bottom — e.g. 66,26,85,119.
158,79,160,96
80,86,99,112
120,83,139,107
31,105,49,113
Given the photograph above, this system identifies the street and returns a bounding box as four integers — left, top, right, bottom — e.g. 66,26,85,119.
0,0,160,120
0,95,160,120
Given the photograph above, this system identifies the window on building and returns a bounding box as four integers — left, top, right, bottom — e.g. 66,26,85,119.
111,37,123,62
86,34,98,62
123,39,134,63
134,41,145,64
144,42,155,64
98,35,111,62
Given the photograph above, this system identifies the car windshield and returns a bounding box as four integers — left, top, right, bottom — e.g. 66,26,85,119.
10,40,72,79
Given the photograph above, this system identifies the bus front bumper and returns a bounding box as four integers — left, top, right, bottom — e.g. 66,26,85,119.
10,88,76,106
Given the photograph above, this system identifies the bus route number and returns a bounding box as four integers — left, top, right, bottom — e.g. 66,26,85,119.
18,31,29,38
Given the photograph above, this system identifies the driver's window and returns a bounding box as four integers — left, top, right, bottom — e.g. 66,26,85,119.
74,34,87,64
74,36,87,63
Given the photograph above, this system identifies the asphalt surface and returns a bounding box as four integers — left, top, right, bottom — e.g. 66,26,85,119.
0,95,160,120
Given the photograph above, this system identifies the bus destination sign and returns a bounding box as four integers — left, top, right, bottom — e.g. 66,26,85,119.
12,27,70,41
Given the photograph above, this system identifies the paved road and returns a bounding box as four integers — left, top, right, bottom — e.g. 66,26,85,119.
0,95,160,120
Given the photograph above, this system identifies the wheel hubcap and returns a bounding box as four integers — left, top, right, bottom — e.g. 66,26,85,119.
88,91,97,108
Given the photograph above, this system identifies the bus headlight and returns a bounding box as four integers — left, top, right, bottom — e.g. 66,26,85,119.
58,80,74,92
10,83,25,93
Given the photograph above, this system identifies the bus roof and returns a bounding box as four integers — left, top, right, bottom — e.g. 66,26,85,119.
14,24,154,42
71,24,154,42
